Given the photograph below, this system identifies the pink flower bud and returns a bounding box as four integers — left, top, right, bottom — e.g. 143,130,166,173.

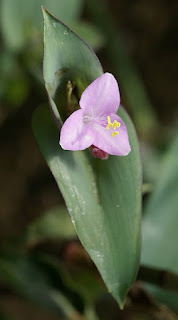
91,145,109,160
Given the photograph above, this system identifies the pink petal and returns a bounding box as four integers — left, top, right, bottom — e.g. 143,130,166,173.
60,109,94,151
92,114,131,156
80,73,120,115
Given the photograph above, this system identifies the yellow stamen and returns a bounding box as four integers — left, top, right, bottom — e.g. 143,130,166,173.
106,116,121,137
106,116,120,129
106,116,112,129
112,131,119,137
113,120,121,130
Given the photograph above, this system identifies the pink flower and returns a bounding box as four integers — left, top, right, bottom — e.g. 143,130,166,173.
60,73,131,156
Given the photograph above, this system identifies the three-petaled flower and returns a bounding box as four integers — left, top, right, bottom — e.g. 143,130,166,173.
60,73,131,157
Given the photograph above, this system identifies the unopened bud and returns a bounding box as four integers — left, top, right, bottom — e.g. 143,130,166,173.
91,145,109,160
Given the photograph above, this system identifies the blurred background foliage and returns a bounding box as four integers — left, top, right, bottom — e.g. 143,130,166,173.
0,0,178,319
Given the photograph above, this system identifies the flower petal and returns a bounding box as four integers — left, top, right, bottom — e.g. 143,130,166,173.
92,114,131,156
60,109,94,151
80,73,120,115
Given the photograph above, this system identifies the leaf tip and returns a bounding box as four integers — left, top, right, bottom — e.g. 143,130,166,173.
41,6,50,26
41,6,47,16
41,6,53,21
110,284,128,310
119,299,126,310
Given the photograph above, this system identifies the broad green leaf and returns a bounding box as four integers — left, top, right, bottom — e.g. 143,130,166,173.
142,134,178,273
0,0,83,50
0,253,83,318
32,8,142,308
42,7,103,123
32,104,142,308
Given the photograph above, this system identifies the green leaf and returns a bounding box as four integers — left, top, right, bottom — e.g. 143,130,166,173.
42,7,103,122
0,253,83,319
32,104,142,308
0,0,83,50
142,134,178,273
32,8,142,308
144,284,178,313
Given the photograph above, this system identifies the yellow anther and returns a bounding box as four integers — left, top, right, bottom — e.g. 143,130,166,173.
113,120,121,130
106,116,112,129
106,116,121,137
112,131,119,137
106,116,120,130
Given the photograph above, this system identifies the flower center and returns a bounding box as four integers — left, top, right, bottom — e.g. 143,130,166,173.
106,116,121,137
83,112,103,125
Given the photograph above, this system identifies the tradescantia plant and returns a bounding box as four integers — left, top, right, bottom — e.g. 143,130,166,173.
32,7,142,308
